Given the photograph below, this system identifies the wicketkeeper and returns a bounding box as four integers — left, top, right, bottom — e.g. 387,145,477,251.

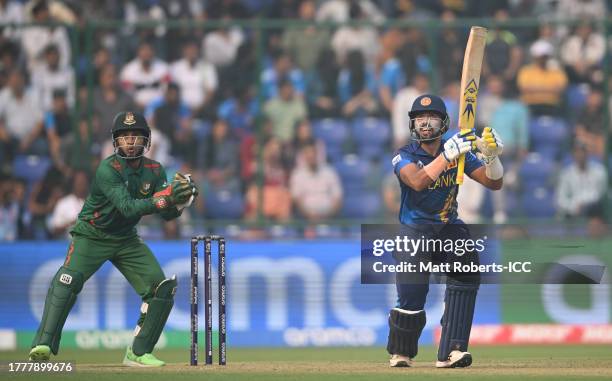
387,95,503,368
29,111,199,367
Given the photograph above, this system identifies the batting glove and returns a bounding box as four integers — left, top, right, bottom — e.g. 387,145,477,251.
442,129,476,162
476,127,504,164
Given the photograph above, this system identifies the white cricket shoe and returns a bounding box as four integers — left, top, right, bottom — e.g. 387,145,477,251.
389,354,412,367
435,350,472,368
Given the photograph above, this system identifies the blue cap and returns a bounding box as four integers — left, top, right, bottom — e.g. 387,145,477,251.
408,94,448,119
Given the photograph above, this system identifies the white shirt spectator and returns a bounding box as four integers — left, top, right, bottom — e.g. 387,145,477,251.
560,32,605,67
392,87,421,148
203,28,244,67
331,26,379,67
47,194,84,237
120,58,169,108
21,26,71,71
170,58,217,110
556,0,607,20
556,160,607,215
316,0,385,23
290,164,343,217
31,64,75,111
0,87,43,141
0,0,24,39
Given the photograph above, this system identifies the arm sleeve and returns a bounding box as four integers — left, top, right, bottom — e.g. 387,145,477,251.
97,164,158,218
392,151,412,176
155,166,182,221
465,151,484,175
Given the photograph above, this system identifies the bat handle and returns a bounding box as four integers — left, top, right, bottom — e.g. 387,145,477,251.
456,154,466,185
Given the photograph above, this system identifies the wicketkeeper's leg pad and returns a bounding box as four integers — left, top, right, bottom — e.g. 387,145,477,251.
32,266,85,355
437,280,479,361
132,276,177,356
386,308,426,358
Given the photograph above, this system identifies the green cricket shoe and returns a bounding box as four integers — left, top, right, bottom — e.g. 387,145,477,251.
123,347,166,367
29,345,51,362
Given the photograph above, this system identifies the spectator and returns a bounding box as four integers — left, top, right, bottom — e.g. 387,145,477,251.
31,44,75,112
217,85,258,138
560,20,605,86
145,83,196,166
27,166,64,239
223,39,257,96
436,10,466,85
203,118,239,191
378,27,431,113
202,16,244,69
119,41,169,109
0,175,25,241
92,64,135,144
261,50,306,100
45,90,73,175
0,0,24,40
483,10,523,91
290,141,342,222
392,73,431,148
556,0,607,23
290,119,326,167
47,170,88,238
306,48,340,118
170,39,218,116
381,172,400,221
517,40,568,116
556,143,607,237
337,50,378,117
330,1,380,68
316,0,385,23
281,0,330,73
21,0,71,71
575,88,605,158
263,78,307,143
245,138,292,221
0,70,45,163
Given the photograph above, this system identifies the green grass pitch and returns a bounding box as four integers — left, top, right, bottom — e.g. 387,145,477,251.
1,345,611,381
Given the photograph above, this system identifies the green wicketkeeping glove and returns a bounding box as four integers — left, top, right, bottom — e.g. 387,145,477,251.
152,180,193,210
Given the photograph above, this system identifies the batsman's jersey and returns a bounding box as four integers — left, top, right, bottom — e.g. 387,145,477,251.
392,139,483,224
72,154,178,239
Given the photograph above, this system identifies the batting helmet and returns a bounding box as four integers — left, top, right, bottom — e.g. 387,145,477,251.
408,94,450,142
111,111,151,159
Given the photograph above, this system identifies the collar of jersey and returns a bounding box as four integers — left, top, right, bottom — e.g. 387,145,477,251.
410,138,448,158
115,154,144,175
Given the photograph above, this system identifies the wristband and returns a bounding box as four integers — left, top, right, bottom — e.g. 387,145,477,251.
484,156,503,180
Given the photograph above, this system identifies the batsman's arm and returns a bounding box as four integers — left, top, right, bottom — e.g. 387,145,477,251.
397,155,449,192
96,165,158,218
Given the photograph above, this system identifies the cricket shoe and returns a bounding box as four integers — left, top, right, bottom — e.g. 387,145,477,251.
435,350,472,368
123,347,166,367
29,345,51,362
389,354,413,367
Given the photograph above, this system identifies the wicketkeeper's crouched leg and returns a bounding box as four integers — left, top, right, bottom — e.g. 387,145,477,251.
131,276,177,356
31,266,85,355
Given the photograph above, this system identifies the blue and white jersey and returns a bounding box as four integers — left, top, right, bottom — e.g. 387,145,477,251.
392,139,483,224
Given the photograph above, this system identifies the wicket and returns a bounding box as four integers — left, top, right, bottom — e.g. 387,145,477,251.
190,235,226,366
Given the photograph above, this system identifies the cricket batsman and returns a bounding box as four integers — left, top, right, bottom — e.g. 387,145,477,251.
387,95,503,368
28,111,198,367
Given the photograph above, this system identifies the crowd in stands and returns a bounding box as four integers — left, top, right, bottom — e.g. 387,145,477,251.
0,0,610,240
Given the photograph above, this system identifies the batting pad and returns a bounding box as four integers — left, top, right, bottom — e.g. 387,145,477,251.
387,308,426,358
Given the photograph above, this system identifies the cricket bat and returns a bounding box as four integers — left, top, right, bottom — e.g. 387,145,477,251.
456,26,487,185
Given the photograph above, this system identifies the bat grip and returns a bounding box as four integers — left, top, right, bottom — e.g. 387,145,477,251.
456,154,466,185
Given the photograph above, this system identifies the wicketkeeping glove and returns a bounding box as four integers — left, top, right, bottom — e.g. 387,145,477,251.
476,127,503,163
152,180,193,211
173,172,199,211
442,129,476,162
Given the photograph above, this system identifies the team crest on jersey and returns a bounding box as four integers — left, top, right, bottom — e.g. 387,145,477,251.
140,183,151,195
124,112,136,126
